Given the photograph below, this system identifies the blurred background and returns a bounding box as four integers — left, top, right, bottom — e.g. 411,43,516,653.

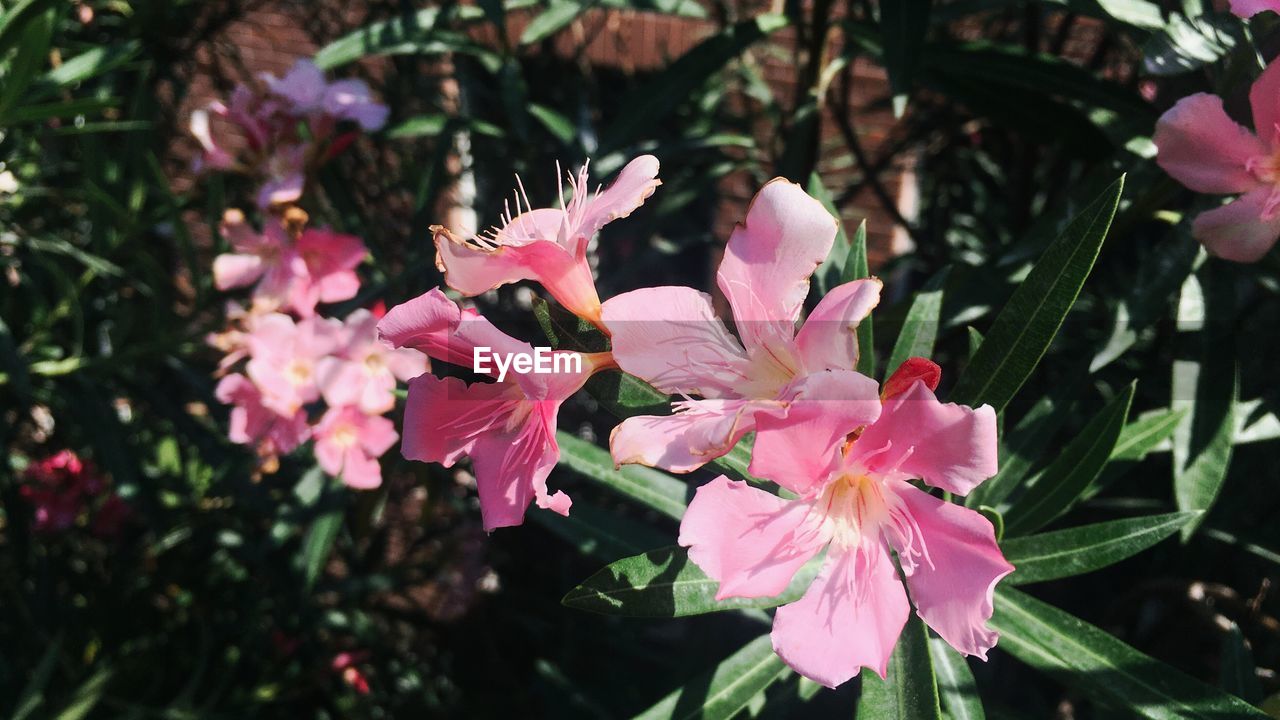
2,0,1280,717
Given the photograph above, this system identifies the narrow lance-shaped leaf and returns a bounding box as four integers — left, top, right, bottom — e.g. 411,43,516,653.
1173,258,1238,541
885,269,948,377
848,220,875,377
1003,383,1135,536
533,502,672,560
808,172,850,296
1001,512,1198,585
990,587,1270,719
950,177,1124,412
880,0,932,116
1219,623,1264,705
856,614,942,720
520,1,585,45
562,545,820,618
632,633,791,720
929,637,985,720
556,431,689,520
1083,407,1187,502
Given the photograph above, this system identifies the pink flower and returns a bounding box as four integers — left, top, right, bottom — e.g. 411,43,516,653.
19,451,104,533
433,155,661,327
263,60,388,132
378,288,613,530
313,405,399,489
213,210,366,316
1154,58,1280,262
1230,0,1280,17
245,314,343,415
316,309,428,414
678,360,1009,688
215,373,311,456
602,178,883,475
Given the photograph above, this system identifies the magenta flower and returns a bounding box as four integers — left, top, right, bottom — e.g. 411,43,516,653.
262,60,389,132
213,210,366,317
679,360,1008,688
378,288,613,530
215,373,311,457
601,178,883,475
245,313,343,415
313,405,399,489
1154,58,1280,262
1229,0,1280,17
316,308,428,414
433,156,661,327
19,451,104,533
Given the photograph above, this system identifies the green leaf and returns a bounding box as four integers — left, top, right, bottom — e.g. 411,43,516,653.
1003,383,1134,536
528,102,576,144
880,0,932,116
39,40,140,88
847,221,875,378
600,13,787,152
0,7,54,120
857,614,942,720
520,1,586,45
301,508,343,592
312,6,499,71
632,634,790,720
1143,13,1239,76
562,545,819,617
885,269,948,378
929,637,985,720
1220,623,1264,705
991,587,1270,719
1172,259,1238,541
950,177,1123,412
1113,408,1188,462
1002,512,1197,585
54,667,112,720
808,172,850,296
11,632,62,720
556,431,689,520
0,0,57,56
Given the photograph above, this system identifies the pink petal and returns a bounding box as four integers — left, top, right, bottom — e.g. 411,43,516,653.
257,172,305,209
213,253,266,290
357,413,399,457
890,484,1013,659
323,79,389,131
771,544,909,688
1232,0,1280,16
267,59,326,112
378,288,532,375
1192,186,1280,262
601,286,748,397
338,448,384,489
609,399,756,473
852,380,998,497
1254,56,1280,143
400,374,516,467
315,357,365,408
435,228,603,323
716,179,838,348
467,405,564,530
678,476,829,599
793,278,882,372
1154,94,1265,194
576,155,661,240
749,370,882,495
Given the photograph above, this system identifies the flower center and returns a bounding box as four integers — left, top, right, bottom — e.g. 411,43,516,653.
332,423,358,447
285,359,312,386
363,352,384,374
815,472,893,551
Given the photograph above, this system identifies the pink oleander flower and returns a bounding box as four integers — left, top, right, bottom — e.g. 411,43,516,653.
189,59,387,207
213,210,366,317
19,450,103,533
378,288,613,530
215,373,311,457
679,359,1008,688
602,178,884,475
245,313,343,415
316,308,428,414
1154,58,1280,262
1230,0,1280,17
313,405,399,489
432,155,661,327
